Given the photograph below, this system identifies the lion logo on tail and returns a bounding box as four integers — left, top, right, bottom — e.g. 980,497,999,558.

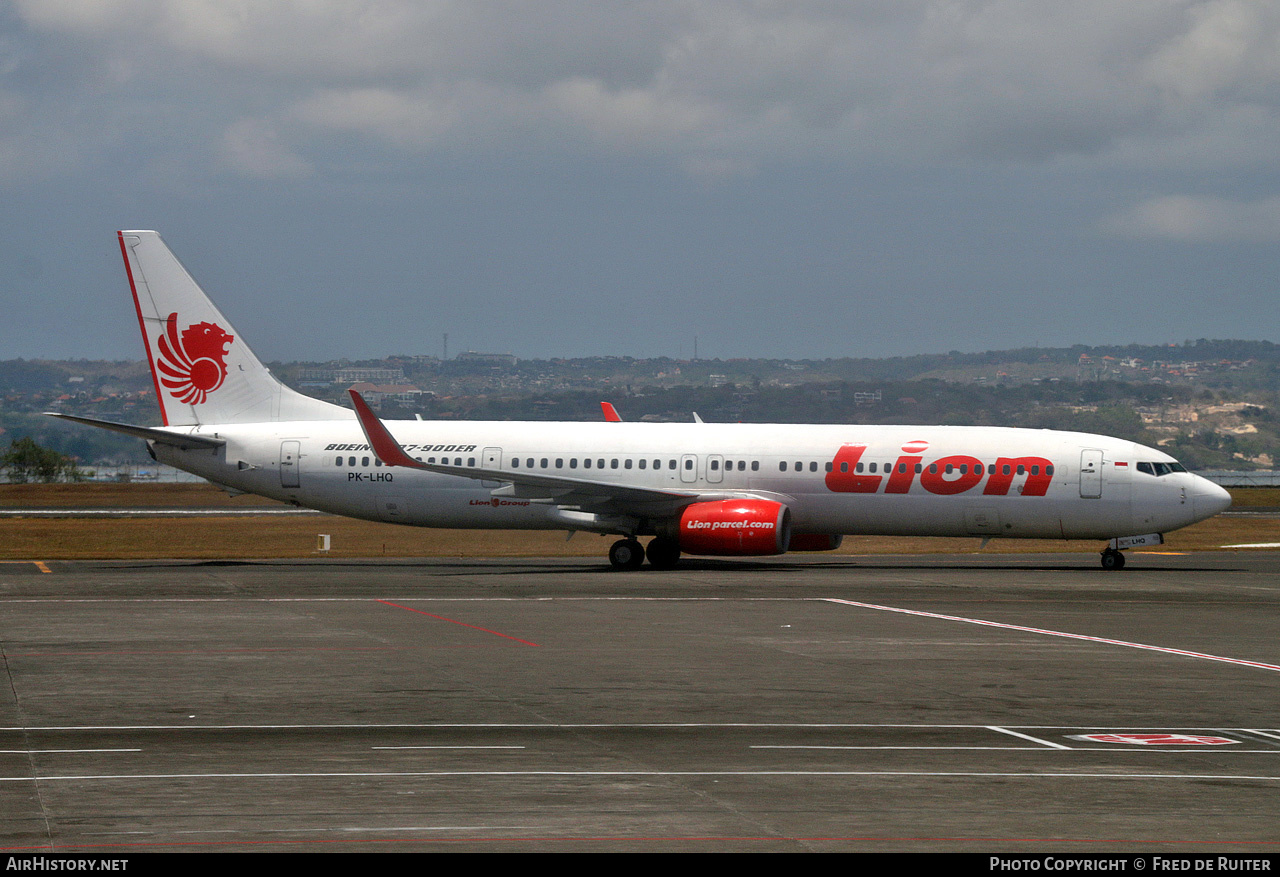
156,313,234,405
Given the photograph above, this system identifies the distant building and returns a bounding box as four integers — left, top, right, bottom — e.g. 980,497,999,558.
456,351,518,367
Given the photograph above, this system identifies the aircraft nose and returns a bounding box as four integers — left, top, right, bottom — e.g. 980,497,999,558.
1191,476,1232,521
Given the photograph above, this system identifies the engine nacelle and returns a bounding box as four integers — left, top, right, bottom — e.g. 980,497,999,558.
675,499,792,556
788,534,843,552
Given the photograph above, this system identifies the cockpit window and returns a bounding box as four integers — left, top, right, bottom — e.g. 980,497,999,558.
1137,461,1188,477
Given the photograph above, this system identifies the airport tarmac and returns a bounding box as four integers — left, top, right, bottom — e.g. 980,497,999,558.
1,551,1278,853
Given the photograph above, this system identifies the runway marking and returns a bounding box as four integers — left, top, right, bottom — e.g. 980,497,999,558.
3,722,1277,732
987,726,1071,749
824,598,1280,674
749,746,1050,751
376,600,540,646
2,647,399,658
2,769,1279,783
0,561,50,573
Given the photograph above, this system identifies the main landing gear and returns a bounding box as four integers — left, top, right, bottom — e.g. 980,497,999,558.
608,537,681,570
607,538,646,570
1100,548,1127,570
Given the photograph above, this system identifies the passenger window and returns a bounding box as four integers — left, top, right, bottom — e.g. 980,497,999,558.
584,459,592,469
624,459,632,469
512,458,520,468
738,461,746,471
669,460,677,470
869,463,878,473
684,459,693,470
570,459,578,469
598,459,605,469
639,459,647,469
335,456,343,466
555,458,563,468
751,461,759,471
710,460,719,471
362,456,370,467
780,462,788,472
809,462,818,472
348,457,356,467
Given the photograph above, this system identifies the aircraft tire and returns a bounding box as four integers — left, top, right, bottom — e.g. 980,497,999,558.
1100,548,1126,570
646,536,681,569
609,539,646,570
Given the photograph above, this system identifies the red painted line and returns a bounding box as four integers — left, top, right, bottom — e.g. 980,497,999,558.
377,601,540,646
826,599,1280,674
3,647,401,658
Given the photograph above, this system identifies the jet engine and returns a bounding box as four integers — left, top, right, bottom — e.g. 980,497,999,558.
674,499,792,556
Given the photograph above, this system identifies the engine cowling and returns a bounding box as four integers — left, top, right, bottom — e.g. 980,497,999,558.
675,499,792,556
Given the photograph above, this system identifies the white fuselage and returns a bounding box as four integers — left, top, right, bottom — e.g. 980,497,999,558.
154,420,1230,542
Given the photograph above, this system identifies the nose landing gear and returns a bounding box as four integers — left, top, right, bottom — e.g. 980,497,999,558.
1100,547,1126,570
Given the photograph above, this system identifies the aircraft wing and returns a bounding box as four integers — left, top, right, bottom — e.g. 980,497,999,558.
349,390,713,514
45,412,225,450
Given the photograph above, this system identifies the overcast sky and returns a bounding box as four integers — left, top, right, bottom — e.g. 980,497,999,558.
2,1,1278,363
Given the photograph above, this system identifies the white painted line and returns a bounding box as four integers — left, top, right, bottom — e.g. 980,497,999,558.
1247,729,1280,742
1222,543,1280,548
987,726,1072,750
2,769,1278,783
824,598,1280,674
2,722,1277,732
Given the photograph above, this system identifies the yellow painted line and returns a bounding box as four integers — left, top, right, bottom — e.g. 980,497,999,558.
1134,551,1186,556
35,561,51,574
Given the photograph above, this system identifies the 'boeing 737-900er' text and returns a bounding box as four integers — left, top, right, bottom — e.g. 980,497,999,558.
51,231,1232,570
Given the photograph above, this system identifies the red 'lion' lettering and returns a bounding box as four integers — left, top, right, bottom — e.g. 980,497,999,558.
824,444,882,493
919,455,984,495
983,456,1054,496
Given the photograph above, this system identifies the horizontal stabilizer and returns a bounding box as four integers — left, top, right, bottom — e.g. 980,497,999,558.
45,412,224,450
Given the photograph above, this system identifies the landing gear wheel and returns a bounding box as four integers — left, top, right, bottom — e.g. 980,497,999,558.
645,536,681,570
608,539,645,570
1100,548,1126,570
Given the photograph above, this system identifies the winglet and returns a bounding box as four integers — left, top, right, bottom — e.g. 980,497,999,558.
601,402,622,422
348,390,427,469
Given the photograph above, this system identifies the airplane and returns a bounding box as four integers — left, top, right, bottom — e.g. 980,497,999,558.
50,230,1232,571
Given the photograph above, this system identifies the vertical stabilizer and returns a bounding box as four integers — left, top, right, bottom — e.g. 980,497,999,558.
119,230,351,426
